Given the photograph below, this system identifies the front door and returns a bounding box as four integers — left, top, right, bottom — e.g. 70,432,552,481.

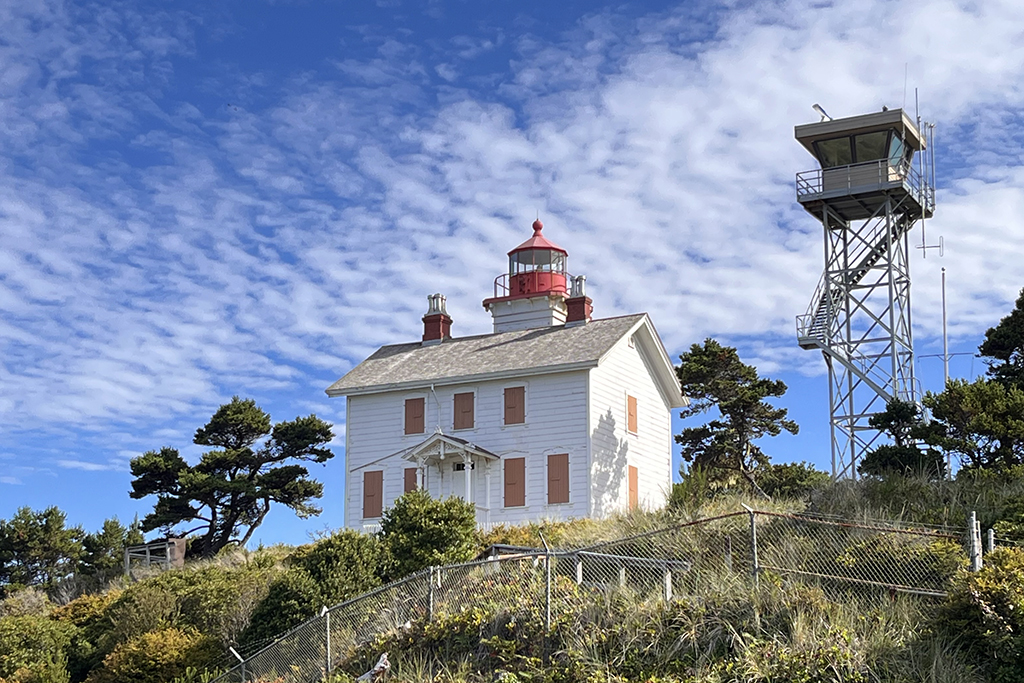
451,460,473,503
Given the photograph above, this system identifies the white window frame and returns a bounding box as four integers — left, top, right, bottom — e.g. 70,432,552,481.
402,393,429,437
501,382,528,428
452,388,478,432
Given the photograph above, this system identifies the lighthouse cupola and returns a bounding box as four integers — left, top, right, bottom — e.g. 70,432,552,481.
483,219,573,333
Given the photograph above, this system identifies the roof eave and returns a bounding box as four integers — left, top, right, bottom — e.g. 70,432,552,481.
607,314,686,409
325,359,600,398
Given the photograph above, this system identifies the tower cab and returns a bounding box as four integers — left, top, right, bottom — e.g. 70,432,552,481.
483,219,587,333
794,107,934,222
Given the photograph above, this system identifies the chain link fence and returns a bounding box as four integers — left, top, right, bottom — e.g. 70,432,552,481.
210,509,973,683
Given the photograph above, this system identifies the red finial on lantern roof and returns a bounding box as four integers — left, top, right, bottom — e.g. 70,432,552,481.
510,217,566,255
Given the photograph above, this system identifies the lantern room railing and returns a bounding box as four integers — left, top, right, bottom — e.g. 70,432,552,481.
492,271,572,299
795,158,935,213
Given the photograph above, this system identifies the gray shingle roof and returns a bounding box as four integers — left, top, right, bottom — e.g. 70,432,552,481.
326,314,648,396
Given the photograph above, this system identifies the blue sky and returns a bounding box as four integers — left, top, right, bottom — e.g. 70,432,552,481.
2,0,1023,547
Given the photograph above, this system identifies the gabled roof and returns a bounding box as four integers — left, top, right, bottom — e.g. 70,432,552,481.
325,313,687,409
403,431,500,463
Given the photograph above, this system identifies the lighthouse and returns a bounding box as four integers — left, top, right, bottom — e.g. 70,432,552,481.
482,219,590,333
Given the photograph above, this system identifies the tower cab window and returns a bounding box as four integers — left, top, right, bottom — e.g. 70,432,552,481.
814,130,913,169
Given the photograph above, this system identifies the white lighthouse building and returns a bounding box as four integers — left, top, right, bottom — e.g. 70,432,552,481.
326,220,686,530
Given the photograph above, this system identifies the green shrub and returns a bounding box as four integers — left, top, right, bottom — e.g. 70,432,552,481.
290,530,383,606
668,466,717,513
84,627,220,683
0,587,51,618
938,547,1024,682
859,444,945,479
49,590,122,682
174,565,275,647
379,490,477,581
718,634,867,682
0,614,75,679
101,582,180,647
757,462,830,500
238,568,321,647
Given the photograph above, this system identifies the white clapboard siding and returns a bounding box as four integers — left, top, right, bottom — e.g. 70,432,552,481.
588,330,673,517
344,370,591,528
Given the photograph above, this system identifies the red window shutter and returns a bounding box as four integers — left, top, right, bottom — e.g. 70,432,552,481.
627,395,638,434
628,465,638,510
547,453,569,504
363,471,383,518
504,386,525,425
405,398,425,435
504,457,525,507
454,392,474,430
403,467,417,493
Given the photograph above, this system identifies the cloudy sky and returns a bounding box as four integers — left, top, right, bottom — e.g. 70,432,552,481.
2,0,1022,545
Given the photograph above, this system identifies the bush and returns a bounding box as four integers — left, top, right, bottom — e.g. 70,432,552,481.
0,615,75,679
49,590,122,682
238,568,321,647
290,530,383,606
0,587,51,618
668,466,717,513
101,582,180,648
173,565,275,647
938,547,1024,682
858,444,945,479
84,627,220,683
756,461,830,500
378,490,477,581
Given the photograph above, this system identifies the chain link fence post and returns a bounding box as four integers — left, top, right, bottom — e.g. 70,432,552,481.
324,608,331,681
428,566,435,621
743,504,759,588
969,511,982,572
538,533,551,634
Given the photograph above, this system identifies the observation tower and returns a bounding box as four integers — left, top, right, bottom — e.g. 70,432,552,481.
794,107,935,478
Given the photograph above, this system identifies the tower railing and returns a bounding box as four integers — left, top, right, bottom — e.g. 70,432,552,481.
795,158,935,213
491,271,572,299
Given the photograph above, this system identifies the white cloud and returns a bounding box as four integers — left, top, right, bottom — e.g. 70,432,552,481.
57,459,118,472
2,0,1024,504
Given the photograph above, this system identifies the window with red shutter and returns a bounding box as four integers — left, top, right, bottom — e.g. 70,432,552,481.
628,465,638,510
504,386,525,425
453,392,474,430
403,467,418,493
547,453,569,504
363,471,383,518
404,398,425,435
504,457,525,507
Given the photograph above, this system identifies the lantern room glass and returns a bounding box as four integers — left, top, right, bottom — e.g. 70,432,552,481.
509,249,567,275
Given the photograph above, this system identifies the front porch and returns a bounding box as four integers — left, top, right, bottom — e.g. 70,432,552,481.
402,430,500,528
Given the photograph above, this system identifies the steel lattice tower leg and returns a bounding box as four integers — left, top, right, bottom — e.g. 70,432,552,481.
819,198,917,478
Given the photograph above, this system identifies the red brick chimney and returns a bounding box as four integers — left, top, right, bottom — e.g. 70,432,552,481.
565,275,592,327
422,293,452,344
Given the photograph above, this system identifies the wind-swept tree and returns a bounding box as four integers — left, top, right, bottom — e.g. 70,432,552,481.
0,507,84,590
979,287,1024,389
858,399,944,478
922,378,1024,470
675,338,799,495
129,397,335,558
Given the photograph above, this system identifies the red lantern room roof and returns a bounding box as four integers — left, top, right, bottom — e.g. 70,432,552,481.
508,219,567,255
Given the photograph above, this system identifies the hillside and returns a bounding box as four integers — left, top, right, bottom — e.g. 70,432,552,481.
4,474,1024,683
